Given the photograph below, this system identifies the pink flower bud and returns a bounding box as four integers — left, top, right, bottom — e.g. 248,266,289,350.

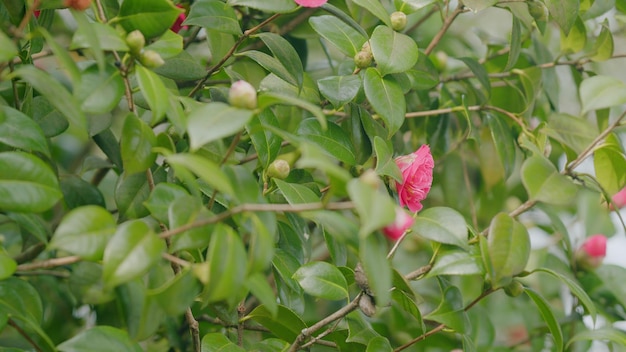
394,145,434,213
34,10,41,18
611,186,626,209
171,5,187,33
382,208,414,241
294,0,328,7
576,234,607,270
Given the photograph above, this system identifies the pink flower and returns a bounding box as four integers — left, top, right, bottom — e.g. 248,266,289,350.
395,145,434,213
171,5,187,33
295,0,328,7
383,208,414,241
576,234,607,270
611,186,626,209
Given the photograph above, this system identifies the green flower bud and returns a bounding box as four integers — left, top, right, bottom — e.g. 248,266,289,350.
359,169,382,189
266,159,290,180
527,1,547,22
140,50,165,68
126,30,145,56
390,11,407,31
228,80,257,110
354,50,373,69
361,41,372,55
503,279,524,297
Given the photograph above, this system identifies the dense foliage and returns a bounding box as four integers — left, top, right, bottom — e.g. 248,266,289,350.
1,0,626,351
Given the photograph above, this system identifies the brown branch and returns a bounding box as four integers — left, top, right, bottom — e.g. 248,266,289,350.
16,256,81,271
9,319,43,352
424,5,465,56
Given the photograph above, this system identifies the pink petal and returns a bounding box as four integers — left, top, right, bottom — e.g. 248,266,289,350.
294,0,328,7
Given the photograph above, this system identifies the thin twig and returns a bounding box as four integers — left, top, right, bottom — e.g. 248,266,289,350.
16,256,81,271
9,319,43,352
424,5,465,56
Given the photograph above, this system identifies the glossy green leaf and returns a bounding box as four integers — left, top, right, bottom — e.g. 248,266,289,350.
346,310,381,344
258,91,327,130
10,65,86,133
594,139,626,195
590,20,614,61
0,152,62,213
413,207,469,250
121,114,157,174
187,102,254,151
118,281,165,340
257,32,303,88
246,108,282,168
115,169,165,220
57,326,142,352
61,175,106,207
363,68,405,137
32,96,69,138
186,0,241,35
40,28,81,85
226,0,296,12
360,234,392,306
596,265,626,308
135,65,170,123
396,0,438,12
373,136,402,182
153,50,206,80
0,105,49,156
351,0,392,26
151,268,201,316
425,285,467,333
426,249,483,277
504,15,521,71
0,30,18,62
532,268,596,320
580,75,626,113
275,179,320,204
293,261,349,301
244,305,306,341
70,21,128,54
298,118,356,165
144,30,183,59
238,50,299,87
521,155,578,205
391,289,424,326
0,250,16,280
309,15,367,57
567,328,626,348
485,213,530,288
168,196,214,252
543,113,596,154
75,64,125,115
245,213,275,274
366,336,393,352
272,249,304,293
546,0,579,34
317,75,362,108
458,57,490,96
118,0,182,39
524,288,563,352
144,182,190,224
6,212,49,243
102,220,166,288
486,114,515,179
370,25,419,76
560,17,586,54
50,206,116,261
72,10,105,70
246,273,278,317
347,179,396,237
166,153,234,196
201,333,245,352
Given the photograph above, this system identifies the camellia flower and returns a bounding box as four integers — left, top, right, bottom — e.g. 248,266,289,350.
576,234,607,270
395,145,434,213
383,208,414,241
171,5,187,33
611,186,626,209
295,0,328,8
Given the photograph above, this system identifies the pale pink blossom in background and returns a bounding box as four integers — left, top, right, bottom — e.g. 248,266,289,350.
576,234,607,269
395,145,434,213
611,186,626,209
295,0,328,7
383,208,414,241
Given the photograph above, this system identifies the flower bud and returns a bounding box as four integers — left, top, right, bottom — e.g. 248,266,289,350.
359,293,376,317
266,159,290,180
171,5,188,34
229,80,257,110
295,0,328,8
575,234,607,270
361,41,372,55
527,1,547,22
610,186,626,210
382,208,414,241
126,30,145,55
390,11,407,31
359,169,382,189
64,0,91,11
139,50,165,68
503,279,524,297
354,50,373,69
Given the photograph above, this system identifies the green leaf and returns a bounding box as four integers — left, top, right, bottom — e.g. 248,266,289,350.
524,288,563,352
118,0,182,39
32,96,69,138
580,75,626,113
298,118,356,165
60,175,105,207
0,152,62,213
244,305,306,341
40,28,81,85
76,64,125,115
426,249,483,277
144,182,190,224
226,0,296,13
70,22,129,52
72,10,105,70
256,32,303,88
545,0,579,35
238,50,299,87
317,75,362,109
360,234,392,306
246,108,282,168
485,213,530,288
425,285,467,333
153,50,206,80
391,289,424,326
166,153,234,196
120,114,157,174
543,113,596,154
363,68,406,137
0,105,49,157
351,0,392,26
366,336,393,352
187,102,254,151
504,15,521,71
57,326,142,352
168,196,214,252
135,65,170,124
373,136,402,182
596,265,626,309
102,220,166,288
531,268,596,321
309,15,367,57
145,30,183,60
413,207,469,250
50,206,116,261
6,212,49,244
560,17,586,54
275,179,320,204
486,114,515,179
0,250,16,280
150,268,201,316
458,57,491,96
258,92,327,130
186,0,241,35
115,169,165,220
272,249,304,293
201,333,245,352
521,155,578,205
10,65,86,134
590,20,614,62
246,273,278,318
594,139,626,195
347,179,396,237
370,25,419,76
462,0,498,11
567,328,626,349
346,310,381,345
396,0,439,13
0,30,18,62
293,261,349,301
